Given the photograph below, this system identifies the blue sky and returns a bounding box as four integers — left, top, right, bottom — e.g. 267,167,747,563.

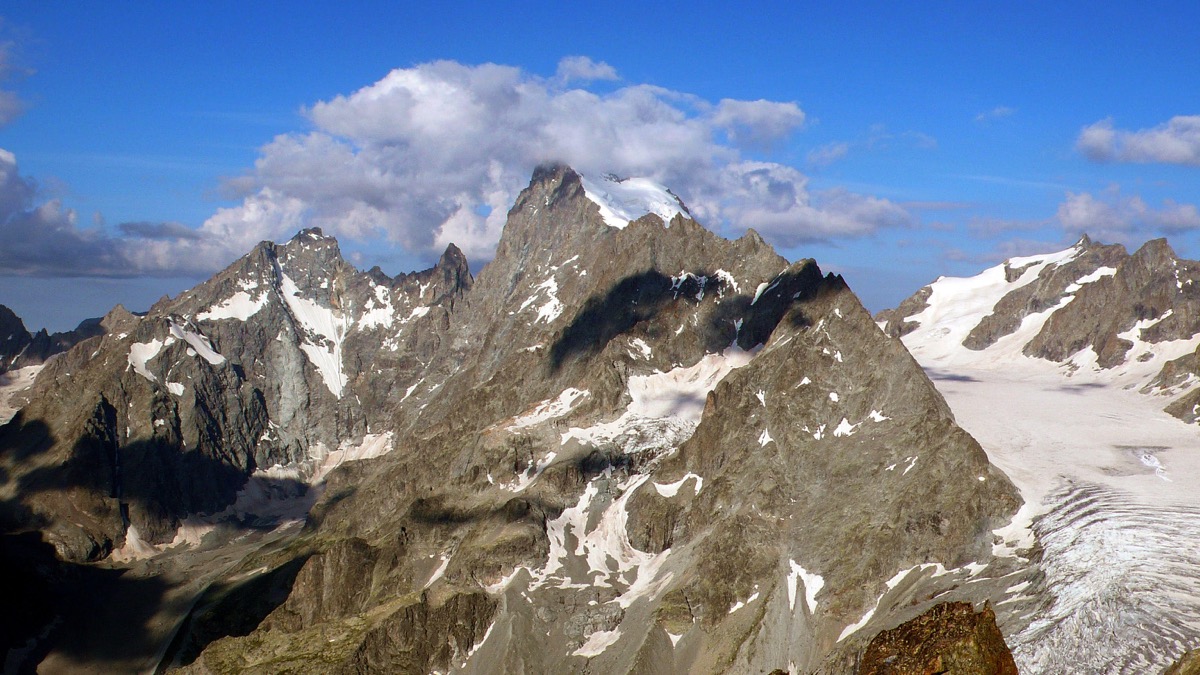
1,2,1198,331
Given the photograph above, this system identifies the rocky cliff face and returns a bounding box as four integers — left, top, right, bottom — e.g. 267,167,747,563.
0,229,471,561
2,167,1024,673
0,303,105,373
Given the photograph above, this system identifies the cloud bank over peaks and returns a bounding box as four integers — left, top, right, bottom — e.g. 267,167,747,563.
1,57,916,279
944,185,1200,266
0,148,280,277
213,57,911,265
0,148,127,276
1077,116,1200,166
1056,187,1200,242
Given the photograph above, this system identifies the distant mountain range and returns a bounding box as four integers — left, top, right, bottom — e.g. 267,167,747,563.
0,304,105,375
0,166,1196,673
879,233,1200,424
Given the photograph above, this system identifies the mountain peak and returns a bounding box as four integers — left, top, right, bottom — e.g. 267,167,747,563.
292,226,326,241
438,242,468,270
1132,236,1177,263
0,160,1040,674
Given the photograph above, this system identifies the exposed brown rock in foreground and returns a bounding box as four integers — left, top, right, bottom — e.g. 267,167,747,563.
858,601,1017,675
1165,649,1200,675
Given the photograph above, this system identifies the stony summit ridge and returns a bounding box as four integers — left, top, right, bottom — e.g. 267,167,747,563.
0,166,1196,673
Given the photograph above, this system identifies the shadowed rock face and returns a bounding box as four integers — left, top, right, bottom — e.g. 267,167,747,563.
858,602,1017,675
0,303,106,373
3,166,1022,673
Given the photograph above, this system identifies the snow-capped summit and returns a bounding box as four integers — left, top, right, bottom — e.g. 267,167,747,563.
579,172,691,229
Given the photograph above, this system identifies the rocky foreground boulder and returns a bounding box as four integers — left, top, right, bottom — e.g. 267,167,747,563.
858,602,1017,675
2,166,1028,673
1165,649,1200,675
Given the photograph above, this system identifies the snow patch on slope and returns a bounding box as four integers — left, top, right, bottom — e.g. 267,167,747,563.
169,322,225,365
519,277,565,325
838,563,948,641
198,290,268,322
279,272,350,397
580,174,690,229
309,432,395,484
0,364,42,424
357,285,396,330
787,560,824,614
562,344,756,447
128,338,166,382
509,388,590,429
574,628,621,658
653,472,703,497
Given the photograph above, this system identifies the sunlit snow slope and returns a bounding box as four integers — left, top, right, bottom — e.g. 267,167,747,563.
893,239,1200,673
580,173,691,229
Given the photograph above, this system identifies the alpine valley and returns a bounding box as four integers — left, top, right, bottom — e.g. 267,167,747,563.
0,166,1196,674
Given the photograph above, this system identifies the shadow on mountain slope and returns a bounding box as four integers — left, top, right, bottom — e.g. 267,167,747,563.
0,531,171,673
0,407,314,671
3,409,308,547
165,552,313,669
548,270,676,372
548,261,838,373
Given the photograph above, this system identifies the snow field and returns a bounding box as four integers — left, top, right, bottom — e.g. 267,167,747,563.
786,559,824,614
197,289,268,322
580,174,690,229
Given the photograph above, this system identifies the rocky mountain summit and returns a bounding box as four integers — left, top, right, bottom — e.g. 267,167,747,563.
3,167,1031,673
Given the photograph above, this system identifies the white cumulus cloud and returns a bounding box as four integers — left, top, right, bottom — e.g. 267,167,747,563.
206,57,908,266
4,57,915,278
555,56,619,83
1055,187,1200,243
1076,116,1200,165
